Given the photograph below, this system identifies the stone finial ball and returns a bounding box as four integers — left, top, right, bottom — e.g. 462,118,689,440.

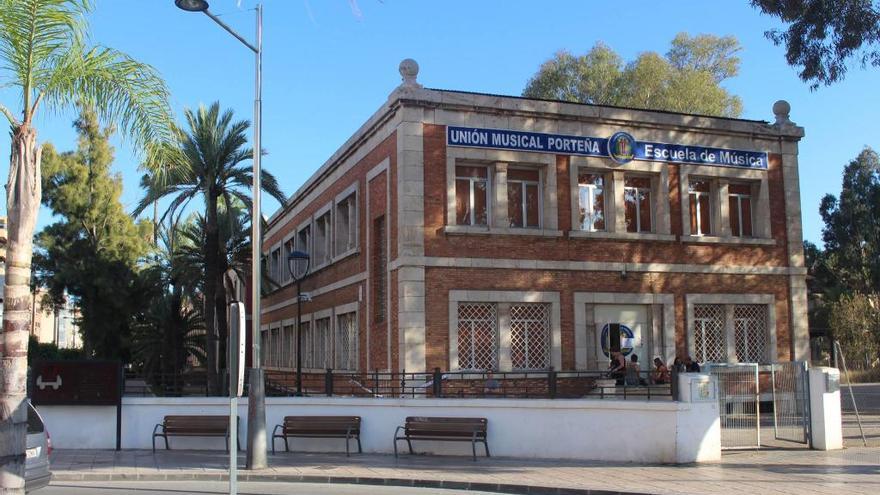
399,58,419,80
773,100,791,118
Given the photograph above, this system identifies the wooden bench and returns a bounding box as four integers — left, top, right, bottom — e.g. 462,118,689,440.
272,416,362,456
393,416,489,461
152,415,239,453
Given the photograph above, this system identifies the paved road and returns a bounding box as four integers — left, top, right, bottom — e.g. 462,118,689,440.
44,481,504,495
842,383,880,413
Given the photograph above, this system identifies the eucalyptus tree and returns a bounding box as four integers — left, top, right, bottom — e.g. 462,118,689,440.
0,1,171,490
137,102,285,395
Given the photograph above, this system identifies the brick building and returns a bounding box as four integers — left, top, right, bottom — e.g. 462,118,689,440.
260,59,808,377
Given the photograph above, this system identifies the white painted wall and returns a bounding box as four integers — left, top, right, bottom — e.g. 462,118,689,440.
809,367,842,450
38,397,720,464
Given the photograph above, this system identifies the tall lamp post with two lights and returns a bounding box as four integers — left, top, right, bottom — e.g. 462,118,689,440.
287,251,311,396
173,0,268,474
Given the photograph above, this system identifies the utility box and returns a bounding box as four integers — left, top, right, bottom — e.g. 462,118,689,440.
809,367,843,450
678,373,717,403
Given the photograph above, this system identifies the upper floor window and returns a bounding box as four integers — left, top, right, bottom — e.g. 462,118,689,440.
729,183,753,237
314,210,332,266
269,247,281,284
281,238,295,284
624,176,653,233
455,166,489,226
688,179,712,236
577,172,605,232
335,192,357,255
507,168,541,228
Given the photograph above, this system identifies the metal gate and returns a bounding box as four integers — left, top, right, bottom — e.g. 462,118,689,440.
771,361,810,444
710,361,811,449
710,363,760,449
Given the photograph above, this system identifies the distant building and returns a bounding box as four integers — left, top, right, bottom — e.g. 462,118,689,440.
30,288,81,349
268,60,809,373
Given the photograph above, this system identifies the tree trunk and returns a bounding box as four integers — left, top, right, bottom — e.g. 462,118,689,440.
0,125,42,494
203,193,221,395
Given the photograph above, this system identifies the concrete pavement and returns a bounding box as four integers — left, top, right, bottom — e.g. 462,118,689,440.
49,447,880,495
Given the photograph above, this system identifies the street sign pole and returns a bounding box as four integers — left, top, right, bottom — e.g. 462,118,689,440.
228,302,246,495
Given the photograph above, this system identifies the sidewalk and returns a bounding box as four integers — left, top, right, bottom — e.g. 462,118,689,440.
50,447,879,495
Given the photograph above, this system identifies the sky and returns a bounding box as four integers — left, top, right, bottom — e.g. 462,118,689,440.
1,0,878,246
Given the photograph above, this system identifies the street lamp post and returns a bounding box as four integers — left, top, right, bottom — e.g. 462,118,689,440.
174,0,267,475
287,251,311,396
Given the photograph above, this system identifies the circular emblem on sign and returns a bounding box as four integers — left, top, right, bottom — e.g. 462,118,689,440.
600,323,635,357
608,131,636,165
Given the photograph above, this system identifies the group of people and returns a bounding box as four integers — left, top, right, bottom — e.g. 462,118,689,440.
606,352,701,386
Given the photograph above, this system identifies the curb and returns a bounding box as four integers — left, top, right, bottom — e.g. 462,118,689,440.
51,472,654,495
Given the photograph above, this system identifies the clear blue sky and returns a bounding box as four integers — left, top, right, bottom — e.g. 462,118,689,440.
2,0,877,245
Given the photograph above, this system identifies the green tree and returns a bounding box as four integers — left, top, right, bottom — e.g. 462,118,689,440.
523,33,743,117
819,147,880,295
34,109,152,359
828,293,880,367
0,1,171,487
136,102,286,395
751,0,880,88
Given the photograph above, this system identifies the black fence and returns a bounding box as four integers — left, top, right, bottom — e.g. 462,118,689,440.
123,368,675,400
264,368,674,400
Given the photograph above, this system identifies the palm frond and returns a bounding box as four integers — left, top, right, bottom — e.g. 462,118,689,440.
37,41,173,151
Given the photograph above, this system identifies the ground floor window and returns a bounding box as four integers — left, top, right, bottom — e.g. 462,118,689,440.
455,301,552,371
334,312,358,371
457,302,498,370
692,303,769,363
510,303,551,369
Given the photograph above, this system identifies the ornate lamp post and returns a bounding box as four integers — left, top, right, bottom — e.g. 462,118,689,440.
287,250,310,396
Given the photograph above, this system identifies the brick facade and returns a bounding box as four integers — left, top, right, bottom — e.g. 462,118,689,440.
260,71,808,377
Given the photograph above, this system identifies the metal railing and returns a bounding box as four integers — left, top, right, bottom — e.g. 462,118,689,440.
122,367,674,400
262,368,674,401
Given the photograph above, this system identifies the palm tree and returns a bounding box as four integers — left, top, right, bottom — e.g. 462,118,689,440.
136,102,286,395
0,1,172,489
131,226,206,396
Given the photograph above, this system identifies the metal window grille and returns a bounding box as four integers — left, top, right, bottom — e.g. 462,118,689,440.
734,305,768,363
510,303,551,370
457,303,498,370
314,317,331,370
260,330,269,367
373,216,387,323
694,304,725,363
300,321,312,369
283,324,295,368
334,312,358,371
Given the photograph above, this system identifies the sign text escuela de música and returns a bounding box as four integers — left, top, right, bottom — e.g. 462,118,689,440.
447,126,769,170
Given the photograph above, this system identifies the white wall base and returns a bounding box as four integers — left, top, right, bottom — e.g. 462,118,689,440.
38,397,720,464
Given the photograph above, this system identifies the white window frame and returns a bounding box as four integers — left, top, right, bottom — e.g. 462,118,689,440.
568,157,673,241
577,171,606,232
449,290,561,372
679,165,772,244
445,148,560,236
686,294,777,364
688,178,713,237
506,167,542,229
623,174,654,233
454,164,491,227
729,184,753,238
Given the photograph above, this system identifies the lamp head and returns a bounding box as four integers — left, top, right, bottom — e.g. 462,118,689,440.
175,0,209,12
287,250,310,281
